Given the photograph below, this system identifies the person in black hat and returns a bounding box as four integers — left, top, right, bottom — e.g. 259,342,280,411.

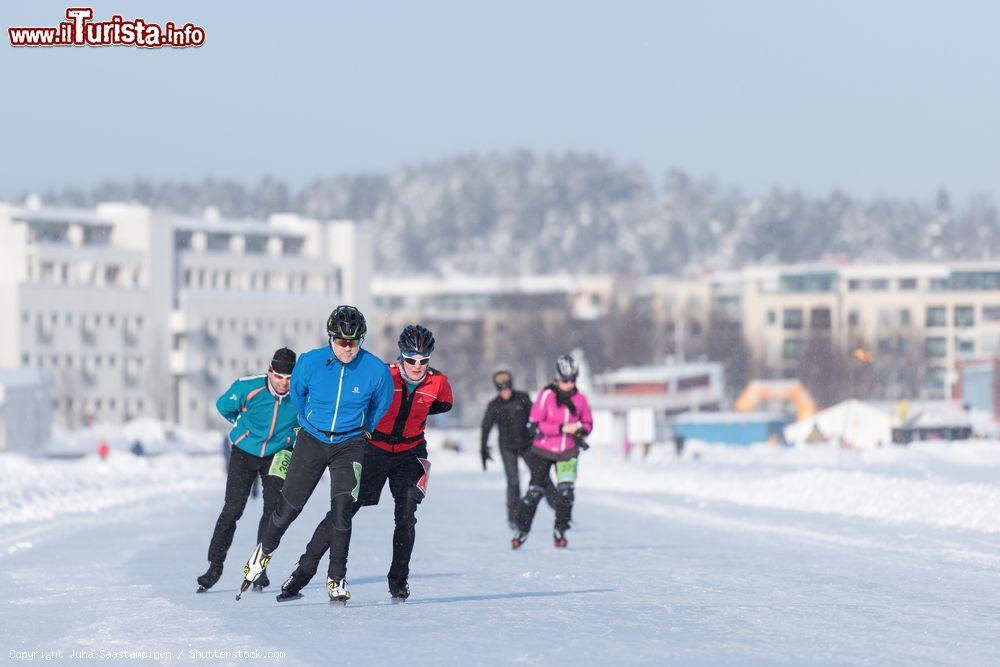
195,347,299,593
480,370,557,529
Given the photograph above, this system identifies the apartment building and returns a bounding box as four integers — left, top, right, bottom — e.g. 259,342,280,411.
740,262,1000,398
0,201,370,429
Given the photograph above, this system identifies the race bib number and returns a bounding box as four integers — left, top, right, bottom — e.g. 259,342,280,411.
268,449,293,479
555,458,578,484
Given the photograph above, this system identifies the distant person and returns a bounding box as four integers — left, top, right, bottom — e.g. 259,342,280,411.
130,440,145,457
673,434,685,457
512,354,593,550
278,325,453,602
195,347,298,593
238,305,393,604
481,370,556,529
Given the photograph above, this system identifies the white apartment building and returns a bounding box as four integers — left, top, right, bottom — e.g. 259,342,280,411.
0,201,371,430
740,262,1000,396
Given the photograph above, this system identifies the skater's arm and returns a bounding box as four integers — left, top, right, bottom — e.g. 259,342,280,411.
480,401,497,449
578,397,594,435
215,380,244,423
367,363,394,428
289,355,310,420
531,391,564,437
429,376,453,415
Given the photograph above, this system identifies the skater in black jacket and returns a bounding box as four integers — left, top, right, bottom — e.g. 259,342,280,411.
480,370,556,528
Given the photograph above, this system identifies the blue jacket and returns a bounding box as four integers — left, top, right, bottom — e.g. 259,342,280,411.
216,375,298,458
291,346,394,445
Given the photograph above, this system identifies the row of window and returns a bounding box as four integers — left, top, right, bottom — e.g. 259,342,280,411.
52,396,146,415
175,231,305,256
776,271,1000,294
25,353,144,374
23,311,145,329
180,267,340,296
781,335,990,361
33,260,144,288
771,304,1000,329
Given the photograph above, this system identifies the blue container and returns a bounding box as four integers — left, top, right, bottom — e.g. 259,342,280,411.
672,412,787,446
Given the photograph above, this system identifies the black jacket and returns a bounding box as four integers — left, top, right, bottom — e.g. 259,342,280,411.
481,390,534,451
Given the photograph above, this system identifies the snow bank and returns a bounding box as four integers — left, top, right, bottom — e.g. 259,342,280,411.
580,440,1000,534
47,418,222,456
0,452,224,528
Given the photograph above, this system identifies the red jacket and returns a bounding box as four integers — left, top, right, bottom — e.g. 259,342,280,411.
369,363,453,453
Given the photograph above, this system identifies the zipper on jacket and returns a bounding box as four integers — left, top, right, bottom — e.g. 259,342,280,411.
259,395,282,457
561,402,570,452
329,364,346,442
233,430,250,446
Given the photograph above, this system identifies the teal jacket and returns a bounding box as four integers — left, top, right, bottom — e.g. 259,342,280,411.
216,375,298,458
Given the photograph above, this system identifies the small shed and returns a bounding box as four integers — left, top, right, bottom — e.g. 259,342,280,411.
0,368,53,454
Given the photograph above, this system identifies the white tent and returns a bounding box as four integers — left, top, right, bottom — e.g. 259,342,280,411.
783,399,892,450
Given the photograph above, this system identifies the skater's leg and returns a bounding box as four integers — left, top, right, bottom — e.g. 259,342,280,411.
261,432,328,553
326,437,366,580
520,447,557,510
500,446,521,524
386,453,427,589
516,452,553,533
206,447,256,564
554,457,578,532
256,454,283,546
554,482,574,530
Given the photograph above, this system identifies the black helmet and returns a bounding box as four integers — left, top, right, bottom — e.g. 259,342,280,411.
327,305,367,340
398,324,435,356
555,354,579,381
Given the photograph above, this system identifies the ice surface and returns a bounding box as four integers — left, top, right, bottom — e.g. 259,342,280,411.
3,434,1000,664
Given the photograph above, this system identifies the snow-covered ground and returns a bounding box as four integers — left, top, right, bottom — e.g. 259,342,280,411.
3,436,1000,665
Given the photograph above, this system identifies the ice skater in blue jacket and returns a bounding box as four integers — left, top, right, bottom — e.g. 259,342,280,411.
239,305,393,603
196,347,298,593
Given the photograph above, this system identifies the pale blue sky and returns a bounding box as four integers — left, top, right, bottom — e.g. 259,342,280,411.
3,0,999,201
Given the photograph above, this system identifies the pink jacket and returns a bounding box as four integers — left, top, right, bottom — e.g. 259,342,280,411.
530,386,593,458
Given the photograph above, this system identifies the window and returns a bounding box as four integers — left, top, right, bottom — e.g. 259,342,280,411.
899,308,911,326
878,309,892,326
955,337,975,358
899,278,917,290
677,375,710,391
954,306,975,328
926,306,946,328
848,279,862,291
783,308,803,330
870,279,889,290
245,235,268,254
810,307,831,329
924,337,947,359
782,339,805,360
984,306,1000,322
848,310,860,327
767,310,776,325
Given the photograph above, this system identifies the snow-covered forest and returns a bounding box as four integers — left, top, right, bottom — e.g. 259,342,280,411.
34,151,1000,276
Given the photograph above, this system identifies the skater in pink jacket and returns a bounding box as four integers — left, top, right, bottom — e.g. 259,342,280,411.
512,354,592,550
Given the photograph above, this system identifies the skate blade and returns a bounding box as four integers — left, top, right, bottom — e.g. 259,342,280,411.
391,596,407,604
276,592,304,603
252,584,266,592
235,580,251,601
329,599,348,607
196,586,208,594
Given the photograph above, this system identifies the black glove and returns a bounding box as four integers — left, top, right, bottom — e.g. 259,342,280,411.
574,432,590,451
480,446,493,471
